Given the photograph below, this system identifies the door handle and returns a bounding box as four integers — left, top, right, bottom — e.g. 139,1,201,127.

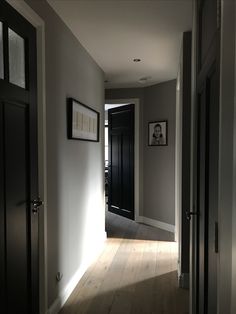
185,210,198,221
31,197,43,214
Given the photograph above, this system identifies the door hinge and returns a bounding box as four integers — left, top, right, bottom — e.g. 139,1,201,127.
217,0,221,29
31,197,43,214
215,222,219,253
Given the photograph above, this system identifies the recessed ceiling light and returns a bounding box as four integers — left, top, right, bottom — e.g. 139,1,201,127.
133,58,141,62
138,76,151,84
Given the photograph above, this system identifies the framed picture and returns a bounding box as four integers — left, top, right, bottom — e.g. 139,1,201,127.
68,98,99,142
148,120,168,146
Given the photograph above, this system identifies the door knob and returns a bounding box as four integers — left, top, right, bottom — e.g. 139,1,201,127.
31,197,43,214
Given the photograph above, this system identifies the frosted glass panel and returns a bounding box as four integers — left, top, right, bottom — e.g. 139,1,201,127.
0,22,3,79
8,28,25,88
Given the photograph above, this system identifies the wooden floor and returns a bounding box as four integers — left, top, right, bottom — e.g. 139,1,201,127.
60,212,189,314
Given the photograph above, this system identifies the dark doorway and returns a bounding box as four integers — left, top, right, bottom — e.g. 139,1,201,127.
0,2,39,313
108,104,134,220
195,0,220,313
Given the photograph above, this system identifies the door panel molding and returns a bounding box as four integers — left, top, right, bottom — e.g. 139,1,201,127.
108,104,134,219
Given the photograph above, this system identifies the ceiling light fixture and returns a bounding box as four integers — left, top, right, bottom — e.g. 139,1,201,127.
138,76,152,84
133,58,141,62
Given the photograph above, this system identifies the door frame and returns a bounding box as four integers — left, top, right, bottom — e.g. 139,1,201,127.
6,1,47,313
232,3,236,313
105,98,141,220
218,1,236,312
189,1,200,312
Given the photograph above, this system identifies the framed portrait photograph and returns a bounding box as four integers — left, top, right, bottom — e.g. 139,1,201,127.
68,98,99,142
148,120,168,146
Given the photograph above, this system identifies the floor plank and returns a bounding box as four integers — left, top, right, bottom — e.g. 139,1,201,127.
60,211,189,314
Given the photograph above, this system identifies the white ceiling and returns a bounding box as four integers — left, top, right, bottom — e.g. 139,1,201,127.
47,0,192,89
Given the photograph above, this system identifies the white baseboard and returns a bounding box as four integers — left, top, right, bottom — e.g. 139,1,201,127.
47,231,107,314
136,216,175,233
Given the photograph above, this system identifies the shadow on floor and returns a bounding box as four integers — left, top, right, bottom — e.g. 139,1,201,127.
60,271,189,314
105,211,175,242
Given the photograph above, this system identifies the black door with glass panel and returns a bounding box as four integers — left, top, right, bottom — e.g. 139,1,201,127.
0,2,39,313
108,105,134,220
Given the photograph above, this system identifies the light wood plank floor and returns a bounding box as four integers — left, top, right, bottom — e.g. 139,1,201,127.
60,212,189,314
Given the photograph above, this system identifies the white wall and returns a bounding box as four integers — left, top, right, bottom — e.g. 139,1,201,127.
25,1,105,312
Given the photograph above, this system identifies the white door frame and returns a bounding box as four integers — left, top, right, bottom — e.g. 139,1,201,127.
105,98,141,220
6,1,47,313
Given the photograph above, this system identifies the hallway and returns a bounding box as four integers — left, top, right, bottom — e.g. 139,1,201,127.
60,212,189,314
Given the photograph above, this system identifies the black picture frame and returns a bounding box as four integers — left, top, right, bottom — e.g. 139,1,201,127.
148,120,168,146
67,98,100,142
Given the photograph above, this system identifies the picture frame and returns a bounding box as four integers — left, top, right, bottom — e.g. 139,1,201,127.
148,120,168,146
67,98,99,142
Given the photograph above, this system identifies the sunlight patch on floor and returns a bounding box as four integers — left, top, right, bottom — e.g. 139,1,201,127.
64,239,179,304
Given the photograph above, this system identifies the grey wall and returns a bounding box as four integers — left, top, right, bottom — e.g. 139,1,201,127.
105,88,144,105
143,80,176,225
26,0,105,310
106,80,176,226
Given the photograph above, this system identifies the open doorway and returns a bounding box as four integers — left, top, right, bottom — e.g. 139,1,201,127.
104,99,140,223
104,103,133,219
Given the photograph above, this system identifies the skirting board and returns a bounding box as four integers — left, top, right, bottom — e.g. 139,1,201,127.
137,216,175,233
47,231,107,314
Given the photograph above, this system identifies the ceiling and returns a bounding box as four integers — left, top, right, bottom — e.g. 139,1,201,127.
47,0,192,89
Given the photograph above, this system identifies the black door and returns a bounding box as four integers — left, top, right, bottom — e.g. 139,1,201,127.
0,2,39,313
108,104,134,220
196,0,220,313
